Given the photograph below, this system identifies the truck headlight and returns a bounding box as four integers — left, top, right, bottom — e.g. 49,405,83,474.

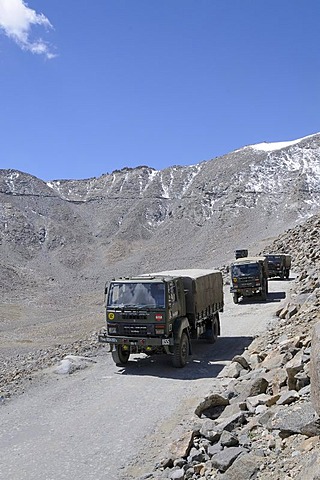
155,326,165,335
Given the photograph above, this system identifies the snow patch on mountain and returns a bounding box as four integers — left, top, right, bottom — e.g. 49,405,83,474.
251,139,302,152
238,132,319,153
181,164,202,195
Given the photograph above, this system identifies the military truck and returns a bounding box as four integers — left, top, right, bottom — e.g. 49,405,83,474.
235,249,248,259
98,269,224,368
230,256,269,304
266,254,291,279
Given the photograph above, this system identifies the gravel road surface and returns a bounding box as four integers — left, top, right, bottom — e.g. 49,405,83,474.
0,279,292,480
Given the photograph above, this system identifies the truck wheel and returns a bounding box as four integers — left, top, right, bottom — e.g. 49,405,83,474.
206,314,219,344
112,345,130,366
233,293,239,304
172,331,189,368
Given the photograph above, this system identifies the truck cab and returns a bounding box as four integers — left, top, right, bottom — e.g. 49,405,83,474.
100,275,186,363
230,256,269,304
266,254,291,279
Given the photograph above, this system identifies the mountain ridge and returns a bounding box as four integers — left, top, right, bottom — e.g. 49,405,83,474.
1,132,319,302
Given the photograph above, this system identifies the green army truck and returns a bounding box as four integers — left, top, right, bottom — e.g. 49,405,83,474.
230,256,269,304
98,269,224,368
266,254,291,279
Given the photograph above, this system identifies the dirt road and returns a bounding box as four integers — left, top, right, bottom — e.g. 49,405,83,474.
0,278,292,480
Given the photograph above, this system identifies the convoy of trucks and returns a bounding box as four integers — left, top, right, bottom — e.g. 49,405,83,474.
99,251,291,367
98,269,224,367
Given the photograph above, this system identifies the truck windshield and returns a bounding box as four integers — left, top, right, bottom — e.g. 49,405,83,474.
267,255,281,262
107,282,165,308
232,264,259,276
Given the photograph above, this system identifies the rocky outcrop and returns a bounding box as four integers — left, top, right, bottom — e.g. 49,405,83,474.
148,325,319,479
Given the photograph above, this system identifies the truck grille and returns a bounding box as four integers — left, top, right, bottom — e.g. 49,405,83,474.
238,277,259,288
123,325,149,336
122,312,147,320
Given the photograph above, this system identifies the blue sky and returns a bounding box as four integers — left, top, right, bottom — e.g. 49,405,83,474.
0,0,319,181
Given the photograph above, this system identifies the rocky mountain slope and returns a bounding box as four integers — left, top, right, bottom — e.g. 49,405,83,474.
1,133,320,292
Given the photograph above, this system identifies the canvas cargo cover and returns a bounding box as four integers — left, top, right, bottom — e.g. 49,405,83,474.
144,269,223,317
232,256,267,265
284,254,292,268
265,253,292,269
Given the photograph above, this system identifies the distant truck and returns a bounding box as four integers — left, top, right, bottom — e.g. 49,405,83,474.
98,269,224,368
230,256,269,304
266,254,291,279
235,249,248,259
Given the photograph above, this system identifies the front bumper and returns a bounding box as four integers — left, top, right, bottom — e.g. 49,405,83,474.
98,329,174,347
230,286,262,295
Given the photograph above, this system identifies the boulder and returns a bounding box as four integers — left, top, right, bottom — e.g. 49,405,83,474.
199,419,220,442
220,452,262,479
169,431,195,460
211,447,246,472
215,412,247,433
195,393,229,418
267,402,320,437
286,350,304,390
276,390,300,405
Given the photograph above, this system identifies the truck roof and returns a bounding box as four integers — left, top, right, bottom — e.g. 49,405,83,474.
140,268,221,280
266,253,291,257
232,256,267,265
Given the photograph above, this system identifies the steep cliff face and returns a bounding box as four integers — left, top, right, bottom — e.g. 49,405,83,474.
0,133,320,299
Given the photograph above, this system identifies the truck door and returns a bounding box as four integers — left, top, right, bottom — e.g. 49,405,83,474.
168,281,180,319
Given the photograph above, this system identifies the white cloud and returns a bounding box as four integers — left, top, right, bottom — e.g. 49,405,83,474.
0,0,56,58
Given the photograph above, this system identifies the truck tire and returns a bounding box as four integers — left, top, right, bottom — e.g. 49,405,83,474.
172,331,189,368
233,293,239,304
206,314,219,344
112,345,130,366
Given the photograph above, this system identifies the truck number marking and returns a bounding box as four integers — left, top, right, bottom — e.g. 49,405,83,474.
162,339,170,345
